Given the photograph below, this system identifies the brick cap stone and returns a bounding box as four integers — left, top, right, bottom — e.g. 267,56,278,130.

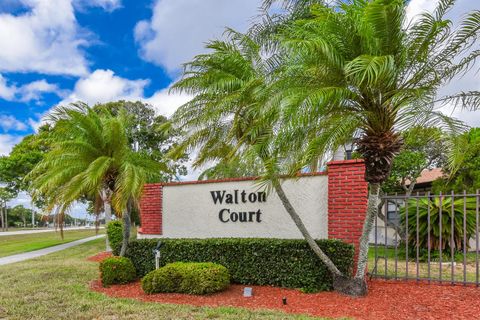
327,159,365,166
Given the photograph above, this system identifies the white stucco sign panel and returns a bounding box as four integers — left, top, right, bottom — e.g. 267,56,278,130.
159,175,328,239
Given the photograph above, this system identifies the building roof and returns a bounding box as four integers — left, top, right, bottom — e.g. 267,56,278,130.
410,168,444,185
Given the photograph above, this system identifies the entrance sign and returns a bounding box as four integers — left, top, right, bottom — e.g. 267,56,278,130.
139,159,369,268
141,174,328,239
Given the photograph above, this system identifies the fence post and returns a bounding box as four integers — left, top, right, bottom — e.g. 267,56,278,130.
327,159,369,275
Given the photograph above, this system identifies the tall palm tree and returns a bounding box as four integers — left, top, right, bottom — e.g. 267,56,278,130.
268,0,479,292
169,29,344,277
28,103,162,255
172,0,479,295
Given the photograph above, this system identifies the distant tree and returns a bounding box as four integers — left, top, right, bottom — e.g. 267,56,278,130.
383,127,448,195
8,205,34,228
198,158,264,180
0,187,15,231
433,128,480,193
0,125,52,208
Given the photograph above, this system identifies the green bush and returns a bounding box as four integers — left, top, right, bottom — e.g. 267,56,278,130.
99,256,136,287
142,262,230,295
400,196,477,252
125,238,354,292
106,220,123,255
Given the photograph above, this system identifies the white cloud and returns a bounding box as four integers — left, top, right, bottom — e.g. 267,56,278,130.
0,74,62,103
6,191,35,209
18,80,63,102
0,75,16,100
0,115,28,132
145,87,192,117
0,0,89,76
60,69,150,105
405,0,439,24
134,0,260,74
28,117,42,132
0,134,22,155
74,0,122,12
59,69,192,117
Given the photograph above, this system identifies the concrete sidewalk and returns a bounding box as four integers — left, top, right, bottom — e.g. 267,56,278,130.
0,227,103,236
0,234,105,266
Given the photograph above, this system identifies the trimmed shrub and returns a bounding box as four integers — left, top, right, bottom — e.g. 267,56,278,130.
141,262,230,295
125,238,354,292
99,256,136,287
106,220,123,255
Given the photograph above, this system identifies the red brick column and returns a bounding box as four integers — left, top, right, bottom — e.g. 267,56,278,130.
138,183,163,235
327,159,368,273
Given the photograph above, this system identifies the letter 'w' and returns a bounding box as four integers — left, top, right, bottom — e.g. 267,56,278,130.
210,191,225,204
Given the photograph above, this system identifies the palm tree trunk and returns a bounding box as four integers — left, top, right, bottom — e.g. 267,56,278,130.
102,188,112,252
119,201,132,257
104,201,112,251
354,182,380,280
273,182,343,276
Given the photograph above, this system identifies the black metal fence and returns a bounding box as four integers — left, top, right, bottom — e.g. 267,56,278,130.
370,191,480,286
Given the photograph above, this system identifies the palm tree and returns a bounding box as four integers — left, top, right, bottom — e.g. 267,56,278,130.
172,0,479,295
169,29,344,278
266,0,479,292
28,103,162,255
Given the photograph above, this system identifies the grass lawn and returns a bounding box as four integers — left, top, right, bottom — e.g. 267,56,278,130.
0,238,330,320
0,229,105,258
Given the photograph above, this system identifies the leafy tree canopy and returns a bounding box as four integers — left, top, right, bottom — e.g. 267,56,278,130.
382,127,448,194
433,127,480,193
0,124,52,197
8,205,35,227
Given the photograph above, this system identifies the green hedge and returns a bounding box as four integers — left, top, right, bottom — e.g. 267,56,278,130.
99,256,136,287
142,262,230,295
106,220,123,255
125,238,354,292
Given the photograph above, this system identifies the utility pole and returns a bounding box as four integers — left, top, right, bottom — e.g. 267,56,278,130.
4,204,7,231
0,202,4,232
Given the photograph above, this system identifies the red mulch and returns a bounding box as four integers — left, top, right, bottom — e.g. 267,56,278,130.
89,278,480,320
87,252,112,262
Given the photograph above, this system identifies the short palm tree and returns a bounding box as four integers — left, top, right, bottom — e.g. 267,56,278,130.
268,0,479,292
28,103,162,255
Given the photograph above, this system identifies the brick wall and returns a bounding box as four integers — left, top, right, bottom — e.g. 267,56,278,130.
327,159,368,272
138,183,163,235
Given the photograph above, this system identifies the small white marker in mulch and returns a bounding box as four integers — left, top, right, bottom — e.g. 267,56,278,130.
243,287,253,297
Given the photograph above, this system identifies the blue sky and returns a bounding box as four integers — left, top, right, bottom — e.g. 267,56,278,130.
0,0,262,155
0,0,478,156
0,0,478,216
